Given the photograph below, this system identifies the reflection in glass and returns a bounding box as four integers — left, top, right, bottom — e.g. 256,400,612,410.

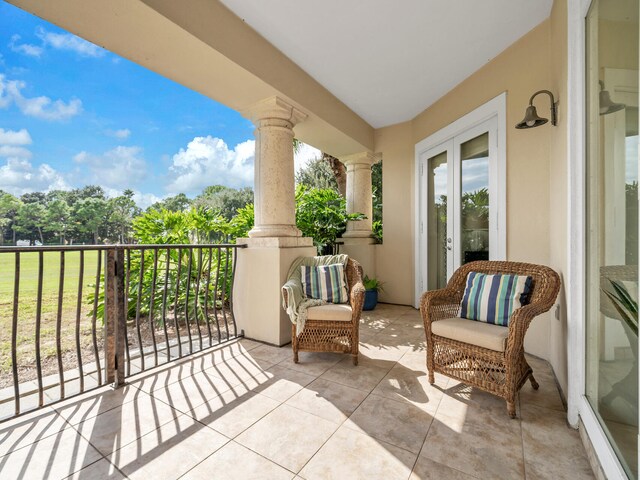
460,133,489,265
427,151,448,289
586,0,639,477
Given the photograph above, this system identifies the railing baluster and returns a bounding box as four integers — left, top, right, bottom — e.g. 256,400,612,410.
35,252,44,407
124,249,131,376
56,251,65,399
161,247,170,361
148,248,159,367
184,249,194,353
75,251,84,393
134,250,145,371
11,252,20,416
213,248,222,343
194,247,203,348
91,251,102,385
230,246,238,337
203,247,213,345
173,248,183,358
221,247,230,340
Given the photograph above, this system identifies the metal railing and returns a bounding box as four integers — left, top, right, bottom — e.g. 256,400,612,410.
0,243,245,420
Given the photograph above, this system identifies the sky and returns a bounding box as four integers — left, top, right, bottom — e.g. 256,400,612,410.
0,1,320,208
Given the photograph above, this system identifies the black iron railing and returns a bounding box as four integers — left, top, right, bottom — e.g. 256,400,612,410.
0,243,245,420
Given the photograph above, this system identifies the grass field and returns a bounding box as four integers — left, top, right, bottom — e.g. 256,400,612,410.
0,250,102,385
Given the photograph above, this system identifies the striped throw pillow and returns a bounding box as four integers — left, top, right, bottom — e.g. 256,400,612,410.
301,264,349,304
459,272,532,326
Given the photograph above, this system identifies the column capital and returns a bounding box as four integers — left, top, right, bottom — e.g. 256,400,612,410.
340,151,382,167
241,96,308,126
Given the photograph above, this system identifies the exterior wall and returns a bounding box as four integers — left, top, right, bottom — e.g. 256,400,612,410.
375,2,570,386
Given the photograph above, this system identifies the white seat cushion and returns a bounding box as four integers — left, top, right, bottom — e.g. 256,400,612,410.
431,317,509,352
306,304,353,321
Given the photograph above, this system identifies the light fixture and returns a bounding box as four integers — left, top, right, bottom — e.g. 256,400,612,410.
515,90,558,129
599,80,625,115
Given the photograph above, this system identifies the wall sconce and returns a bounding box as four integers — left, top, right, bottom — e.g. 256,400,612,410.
599,81,625,115
515,90,558,129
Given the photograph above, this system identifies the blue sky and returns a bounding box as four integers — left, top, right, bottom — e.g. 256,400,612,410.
0,2,319,207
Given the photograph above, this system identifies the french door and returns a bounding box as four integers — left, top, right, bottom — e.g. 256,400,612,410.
418,117,500,292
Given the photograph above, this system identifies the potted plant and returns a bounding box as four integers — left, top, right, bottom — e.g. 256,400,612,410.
363,275,384,310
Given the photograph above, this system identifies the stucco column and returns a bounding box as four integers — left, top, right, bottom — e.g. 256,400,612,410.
341,151,380,238
243,96,307,238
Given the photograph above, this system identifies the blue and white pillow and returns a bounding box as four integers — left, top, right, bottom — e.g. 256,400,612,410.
301,263,349,304
459,272,532,326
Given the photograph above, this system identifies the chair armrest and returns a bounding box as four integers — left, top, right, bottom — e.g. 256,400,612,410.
420,288,461,327
349,280,365,322
282,287,290,309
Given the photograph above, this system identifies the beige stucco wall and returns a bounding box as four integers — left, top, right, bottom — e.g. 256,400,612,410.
375,1,570,389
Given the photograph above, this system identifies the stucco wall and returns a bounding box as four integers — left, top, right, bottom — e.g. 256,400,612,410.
375,1,570,386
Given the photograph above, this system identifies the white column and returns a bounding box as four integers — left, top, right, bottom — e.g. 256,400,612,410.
341,151,379,238
243,96,307,238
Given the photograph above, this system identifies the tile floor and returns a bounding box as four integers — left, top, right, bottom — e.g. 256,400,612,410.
0,304,595,479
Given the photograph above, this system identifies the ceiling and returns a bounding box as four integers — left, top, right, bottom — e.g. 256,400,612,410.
220,0,553,128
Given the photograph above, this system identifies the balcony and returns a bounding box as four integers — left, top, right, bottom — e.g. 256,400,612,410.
0,303,593,479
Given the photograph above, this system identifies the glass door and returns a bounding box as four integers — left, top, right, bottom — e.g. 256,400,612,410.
420,117,497,291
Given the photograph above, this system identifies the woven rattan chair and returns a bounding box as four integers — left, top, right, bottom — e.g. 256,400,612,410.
420,260,560,417
283,258,365,365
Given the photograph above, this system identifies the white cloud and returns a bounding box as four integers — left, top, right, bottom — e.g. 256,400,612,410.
35,27,104,58
133,192,163,210
74,145,148,189
0,128,32,146
294,142,321,172
0,145,32,159
0,74,83,121
0,158,68,196
167,136,255,195
8,34,43,57
106,128,131,139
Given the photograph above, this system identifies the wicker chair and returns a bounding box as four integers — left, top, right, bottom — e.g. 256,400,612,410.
283,258,365,365
420,260,561,417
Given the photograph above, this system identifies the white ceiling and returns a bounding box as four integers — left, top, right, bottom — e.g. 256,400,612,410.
220,0,553,128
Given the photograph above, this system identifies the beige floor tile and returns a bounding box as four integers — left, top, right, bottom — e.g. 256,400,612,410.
344,394,433,454
187,388,280,438
72,393,181,455
353,343,408,367
285,352,344,377
109,413,228,479
320,362,390,392
410,455,478,479
185,440,294,480
300,425,417,480
0,407,71,456
247,344,292,364
129,358,205,392
521,404,594,479
54,384,144,426
0,426,102,480
146,369,238,414
204,354,275,385
420,409,524,479
519,367,565,412
235,404,338,473
63,458,126,479
248,365,316,402
285,378,368,424
371,363,444,414
437,382,520,424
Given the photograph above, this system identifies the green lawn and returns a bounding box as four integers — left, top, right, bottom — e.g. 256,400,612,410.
0,250,102,383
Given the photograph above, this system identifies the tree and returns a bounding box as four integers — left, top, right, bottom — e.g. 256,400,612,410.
108,189,141,243
295,157,339,191
44,198,72,244
148,193,192,213
0,192,21,245
74,197,109,244
193,185,253,220
323,153,347,197
14,202,46,245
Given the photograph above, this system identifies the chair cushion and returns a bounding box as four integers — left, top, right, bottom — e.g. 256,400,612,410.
459,272,532,326
306,304,353,321
431,317,509,352
301,263,349,304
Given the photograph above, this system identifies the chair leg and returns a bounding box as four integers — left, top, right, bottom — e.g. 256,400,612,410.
507,401,517,419
529,374,539,390
352,353,358,366
293,351,299,363
428,371,435,384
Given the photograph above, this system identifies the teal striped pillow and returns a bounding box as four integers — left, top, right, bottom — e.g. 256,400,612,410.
301,264,349,304
459,272,532,326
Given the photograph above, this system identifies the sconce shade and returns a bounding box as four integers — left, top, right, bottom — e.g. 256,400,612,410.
515,105,548,129
599,89,625,115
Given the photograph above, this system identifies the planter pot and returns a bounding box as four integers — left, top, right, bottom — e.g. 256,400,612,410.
363,289,378,311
